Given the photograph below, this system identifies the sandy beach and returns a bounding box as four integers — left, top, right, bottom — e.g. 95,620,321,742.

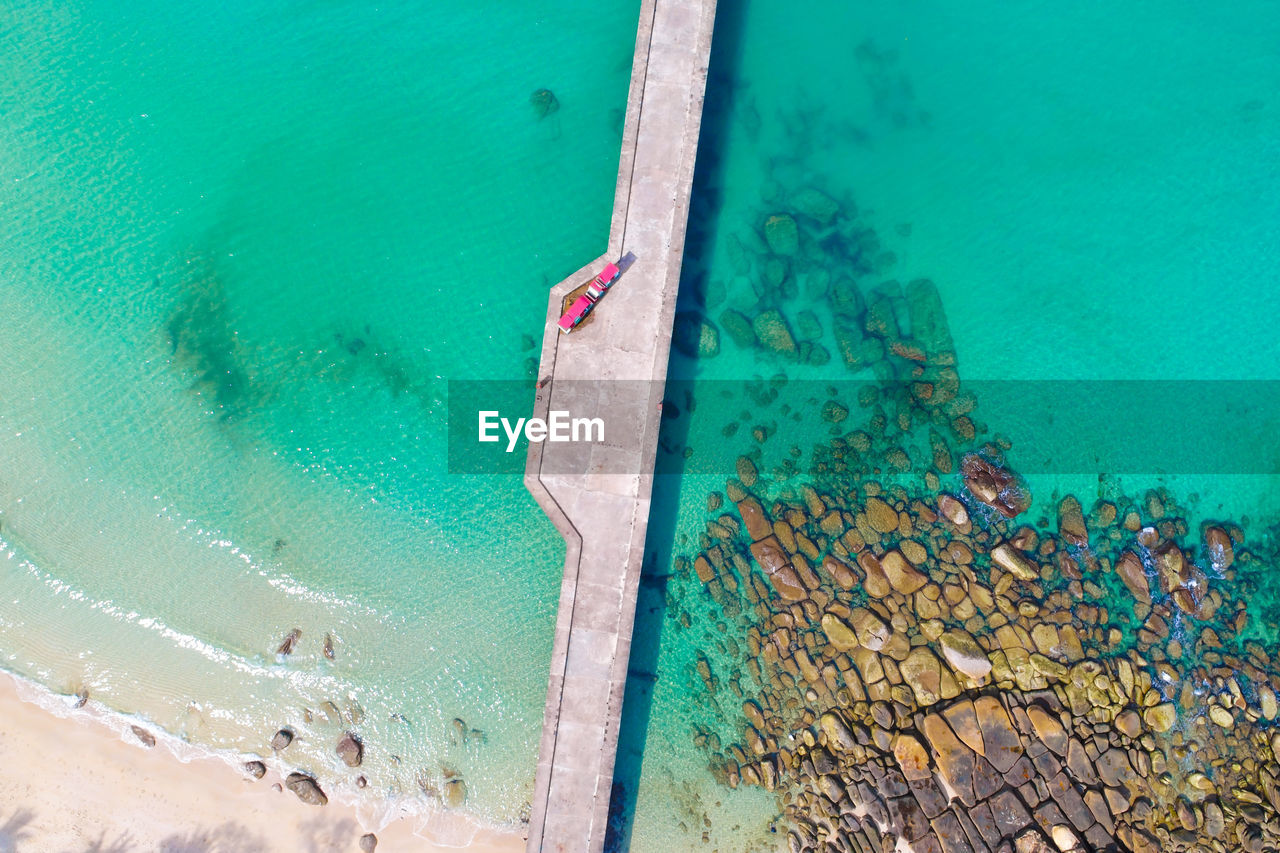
0,673,524,853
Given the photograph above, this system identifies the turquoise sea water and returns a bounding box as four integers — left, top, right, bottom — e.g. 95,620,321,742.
616,1,1280,850
0,0,635,832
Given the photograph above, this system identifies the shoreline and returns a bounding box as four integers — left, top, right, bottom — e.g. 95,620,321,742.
0,670,523,852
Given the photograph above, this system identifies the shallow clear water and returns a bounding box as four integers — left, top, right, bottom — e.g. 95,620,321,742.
616,1,1280,849
0,0,635,829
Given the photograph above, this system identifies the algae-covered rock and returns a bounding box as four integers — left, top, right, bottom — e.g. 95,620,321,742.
752,310,797,356
530,88,559,118
763,214,800,256
820,400,848,424
938,630,992,680
820,613,857,651
719,309,756,349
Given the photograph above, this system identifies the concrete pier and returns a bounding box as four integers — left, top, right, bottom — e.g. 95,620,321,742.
523,0,717,851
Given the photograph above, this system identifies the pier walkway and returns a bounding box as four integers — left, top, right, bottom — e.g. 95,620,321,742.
522,0,717,851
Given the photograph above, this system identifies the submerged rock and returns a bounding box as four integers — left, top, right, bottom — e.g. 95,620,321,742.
673,312,720,358
718,309,756,349
443,777,467,808
530,88,559,118
790,187,839,225
763,214,800,255
751,310,797,355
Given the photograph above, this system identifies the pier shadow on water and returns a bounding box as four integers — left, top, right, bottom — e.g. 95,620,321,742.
603,1,749,849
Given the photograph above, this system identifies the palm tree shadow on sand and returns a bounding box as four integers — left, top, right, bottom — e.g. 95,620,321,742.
77,833,134,853
0,809,35,853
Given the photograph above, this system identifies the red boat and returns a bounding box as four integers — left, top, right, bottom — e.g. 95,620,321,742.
557,262,620,333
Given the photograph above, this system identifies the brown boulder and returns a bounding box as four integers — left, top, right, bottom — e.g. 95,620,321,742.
858,552,892,599
820,613,857,651
900,647,957,706
881,549,927,595
1204,525,1234,569
938,629,992,680
1057,496,1088,547
921,713,976,805
960,452,1031,517
864,497,899,533
130,725,156,748
736,497,772,541
937,493,971,533
973,696,1023,773
821,555,856,589
892,733,933,780
336,731,363,767
991,543,1039,581
1026,704,1067,756
850,607,891,651
941,699,986,757
1115,551,1151,603
285,773,328,806
1153,542,1191,594
749,536,806,601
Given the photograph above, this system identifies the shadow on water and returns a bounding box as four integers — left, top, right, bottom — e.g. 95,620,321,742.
603,1,749,849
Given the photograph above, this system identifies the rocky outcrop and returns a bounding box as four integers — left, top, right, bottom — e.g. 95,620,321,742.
681,439,1275,853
